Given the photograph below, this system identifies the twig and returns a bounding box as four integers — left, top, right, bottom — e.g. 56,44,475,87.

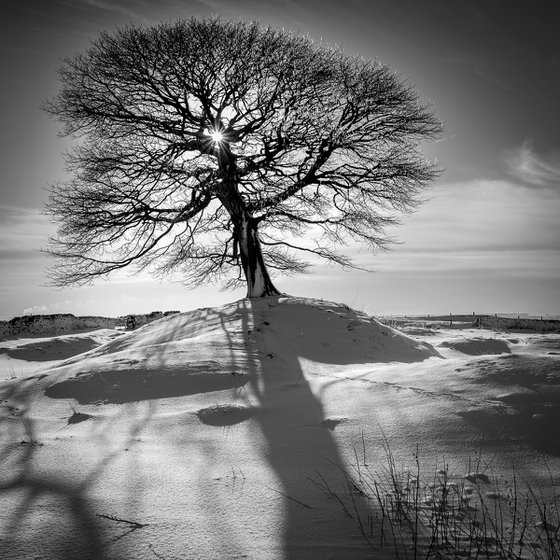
265,485,313,509
307,471,353,518
148,544,166,559
96,513,147,528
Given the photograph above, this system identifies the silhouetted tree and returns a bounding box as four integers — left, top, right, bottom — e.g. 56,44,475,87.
44,17,442,297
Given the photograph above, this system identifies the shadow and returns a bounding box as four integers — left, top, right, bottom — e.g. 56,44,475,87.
438,338,511,356
0,476,108,560
0,371,156,559
459,354,560,455
234,297,382,558
43,306,256,404
0,387,109,559
0,337,101,362
45,366,249,404
2,295,439,559
458,402,560,456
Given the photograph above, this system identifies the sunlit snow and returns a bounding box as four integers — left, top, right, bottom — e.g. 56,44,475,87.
1,296,559,559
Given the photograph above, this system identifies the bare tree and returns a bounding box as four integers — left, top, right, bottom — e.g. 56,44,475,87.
43,17,442,297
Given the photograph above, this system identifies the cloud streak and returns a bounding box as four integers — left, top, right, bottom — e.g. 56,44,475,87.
331,176,560,296
392,178,559,251
507,141,560,189
0,205,53,248
78,0,152,23
441,51,514,91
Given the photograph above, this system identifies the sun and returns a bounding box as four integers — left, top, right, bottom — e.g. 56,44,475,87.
209,129,223,144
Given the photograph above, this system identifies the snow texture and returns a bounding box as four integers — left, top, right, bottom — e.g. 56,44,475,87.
1,296,559,559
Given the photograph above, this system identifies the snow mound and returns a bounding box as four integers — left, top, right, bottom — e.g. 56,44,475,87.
0,331,121,362
43,296,438,404
439,337,511,355
256,297,440,364
2,301,560,560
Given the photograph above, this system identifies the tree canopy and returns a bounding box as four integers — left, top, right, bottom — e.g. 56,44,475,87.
44,17,442,297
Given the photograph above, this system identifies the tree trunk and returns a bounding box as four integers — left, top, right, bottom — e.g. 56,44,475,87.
215,140,281,298
235,214,281,298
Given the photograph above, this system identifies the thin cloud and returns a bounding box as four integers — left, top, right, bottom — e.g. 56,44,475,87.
77,0,225,24
339,177,560,280
73,0,150,23
369,248,560,274
507,141,560,189
0,206,54,273
441,51,514,91
0,205,46,228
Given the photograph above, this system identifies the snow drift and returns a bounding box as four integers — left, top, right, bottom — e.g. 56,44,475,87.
2,296,559,560
44,296,439,404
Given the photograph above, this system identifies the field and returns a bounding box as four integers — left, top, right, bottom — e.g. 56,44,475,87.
1,296,559,559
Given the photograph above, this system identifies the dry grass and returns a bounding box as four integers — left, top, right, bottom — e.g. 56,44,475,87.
317,435,560,559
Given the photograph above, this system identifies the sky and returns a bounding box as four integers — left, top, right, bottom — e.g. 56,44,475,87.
1,0,559,320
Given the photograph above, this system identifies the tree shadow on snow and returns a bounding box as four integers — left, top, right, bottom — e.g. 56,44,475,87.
1,296,438,559
0,337,102,362
0,389,110,559
0,375,156,559
234,298,383,559
45,366,249,404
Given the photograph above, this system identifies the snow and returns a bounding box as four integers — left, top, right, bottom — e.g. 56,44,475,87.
438,336,511,355
1,296,559,559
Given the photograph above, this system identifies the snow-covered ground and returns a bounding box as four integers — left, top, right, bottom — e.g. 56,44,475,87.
1,296,559,559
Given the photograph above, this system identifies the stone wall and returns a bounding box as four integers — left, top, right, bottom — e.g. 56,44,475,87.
0,314,119,339
474,315,560,333
0,310,181,339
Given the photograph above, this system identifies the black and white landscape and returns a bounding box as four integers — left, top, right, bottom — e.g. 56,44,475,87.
1,298,560,558
1,1,560,559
